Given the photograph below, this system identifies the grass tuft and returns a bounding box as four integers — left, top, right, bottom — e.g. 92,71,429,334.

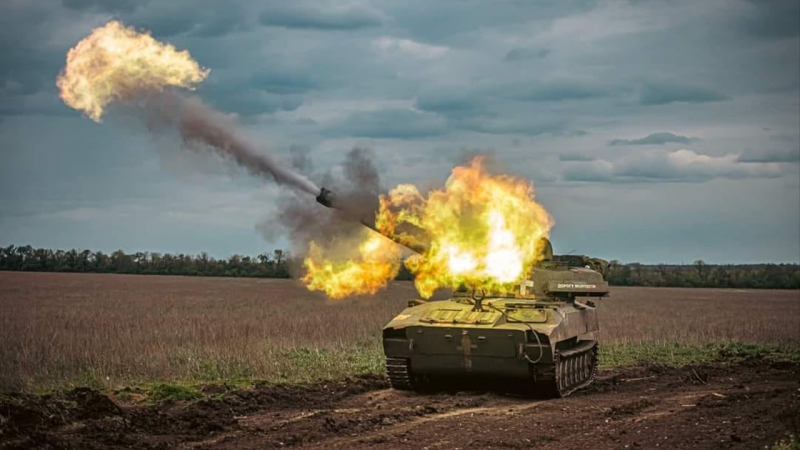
600,342,800,368
149,383,202,402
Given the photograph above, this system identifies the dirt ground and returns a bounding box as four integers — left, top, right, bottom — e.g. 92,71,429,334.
2,360,798,450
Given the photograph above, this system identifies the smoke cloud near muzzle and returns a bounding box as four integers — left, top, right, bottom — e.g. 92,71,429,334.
257,147,408,298
262,147,386,257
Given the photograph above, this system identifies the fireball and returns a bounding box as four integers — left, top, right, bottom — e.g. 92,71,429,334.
302,157,553,299
302,230,403,299
57,20,208,122
379,156,553,297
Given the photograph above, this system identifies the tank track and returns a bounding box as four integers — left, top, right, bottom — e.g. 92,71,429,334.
387,344,598,396
385,357,414,390
538,341,598,398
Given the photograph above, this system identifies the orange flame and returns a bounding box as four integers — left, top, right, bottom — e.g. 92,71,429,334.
57,20,208,122
302,157,553,299
302,230,402,299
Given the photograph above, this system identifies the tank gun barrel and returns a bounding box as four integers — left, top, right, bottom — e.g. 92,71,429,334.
316,187,427,254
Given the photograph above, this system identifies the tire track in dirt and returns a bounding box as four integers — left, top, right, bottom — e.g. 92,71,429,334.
299,400,548,450
360,368,799,450
182,388,510,450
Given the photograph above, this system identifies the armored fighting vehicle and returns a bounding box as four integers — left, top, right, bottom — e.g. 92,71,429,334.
382,240,609,397
314,188,609,397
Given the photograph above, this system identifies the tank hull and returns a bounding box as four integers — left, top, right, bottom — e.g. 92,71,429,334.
382,296,602,397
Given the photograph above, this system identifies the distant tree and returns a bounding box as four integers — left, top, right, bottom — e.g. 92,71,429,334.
93,251,110,273
693,260,707,285
110,250,132,273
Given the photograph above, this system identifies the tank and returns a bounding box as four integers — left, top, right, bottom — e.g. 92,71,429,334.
382,240,609,397
314,188,609,397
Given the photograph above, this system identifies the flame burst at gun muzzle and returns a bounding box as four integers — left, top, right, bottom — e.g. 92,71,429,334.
307,157,553,300
315,187,427,254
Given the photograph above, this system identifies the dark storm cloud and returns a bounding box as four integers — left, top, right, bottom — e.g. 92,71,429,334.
415,91,482,116
333,109,447,139
258,3,384,30
61,0,145,13
562,162,613,182
189,8,251,38
198,65,312,116
504,47,550,61
609,132,698,146
250,69,318,95
639,82,729,105
739,0,800,40
497,80,610,102
558,153,595,162
453,116,567,136
0,91,70,117
132,11,199,37
130,3,251,38
62,0,253,39
0,7,63,95
0,5,79,117
569,130,590,137
563,150,787,184
381,0,593,43
737,147,800,163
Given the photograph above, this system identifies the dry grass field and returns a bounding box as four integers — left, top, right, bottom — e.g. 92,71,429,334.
1,271,798,392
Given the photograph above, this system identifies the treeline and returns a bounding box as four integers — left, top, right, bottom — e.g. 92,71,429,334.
0,245,291,278
605,260,800,289
1,245,799,289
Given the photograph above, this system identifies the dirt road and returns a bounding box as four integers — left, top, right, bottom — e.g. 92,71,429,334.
2,361,798,450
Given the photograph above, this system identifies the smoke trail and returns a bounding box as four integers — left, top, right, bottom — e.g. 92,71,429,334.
57,20,319,197
147,93,320,195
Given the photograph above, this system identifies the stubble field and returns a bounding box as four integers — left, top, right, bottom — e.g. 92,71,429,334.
1,271,800,450
1,271,798,392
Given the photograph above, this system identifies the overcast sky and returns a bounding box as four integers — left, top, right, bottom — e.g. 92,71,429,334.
1,0,798,263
